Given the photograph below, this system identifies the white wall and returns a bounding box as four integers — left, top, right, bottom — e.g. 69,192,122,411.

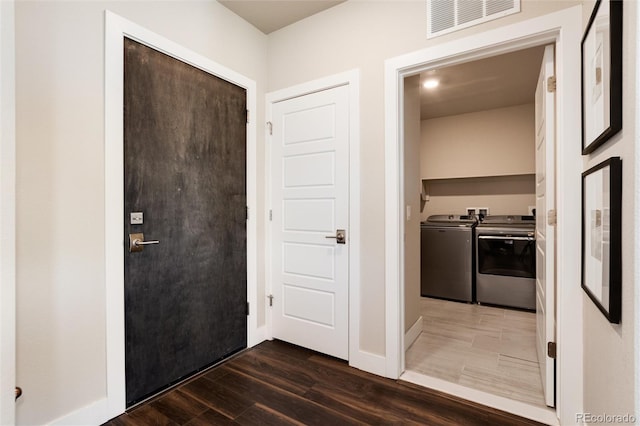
420,103,536,220
421,104,535,179
581,0,638,418
421,175,535,220
268,0,578,356
403,76,421,333
14,2,267,424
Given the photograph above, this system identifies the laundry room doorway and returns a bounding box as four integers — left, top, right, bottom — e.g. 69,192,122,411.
403,43,555,409
384,6,583,426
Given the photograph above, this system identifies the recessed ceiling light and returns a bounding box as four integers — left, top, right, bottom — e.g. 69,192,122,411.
423,79,439,89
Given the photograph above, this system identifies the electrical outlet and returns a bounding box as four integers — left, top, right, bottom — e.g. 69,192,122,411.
478,207,490,217
466,207,477,216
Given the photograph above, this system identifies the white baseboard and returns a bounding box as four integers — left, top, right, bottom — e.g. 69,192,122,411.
49,397,110,426
248,324,268,347
349,349,386,377
48,325,268,426
404,316,423,351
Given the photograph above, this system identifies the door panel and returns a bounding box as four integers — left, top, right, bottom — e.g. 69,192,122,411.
535,44,556,408
124,38,247,406
271,86,349,360
284,152,335,186
283,104,336,143
283,199,334,231
283,243,335,278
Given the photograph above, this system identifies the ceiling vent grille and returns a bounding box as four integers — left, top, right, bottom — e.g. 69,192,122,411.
427,0,520,39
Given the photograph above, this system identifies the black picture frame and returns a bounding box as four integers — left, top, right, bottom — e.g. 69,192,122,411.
581,0,623,155
581,157,622,323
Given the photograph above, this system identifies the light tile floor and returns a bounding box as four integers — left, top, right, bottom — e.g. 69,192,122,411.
405,297,545,407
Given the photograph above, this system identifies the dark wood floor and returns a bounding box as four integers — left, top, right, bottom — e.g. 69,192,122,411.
104,340,543,425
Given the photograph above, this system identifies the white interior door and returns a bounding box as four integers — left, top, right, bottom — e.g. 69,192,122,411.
535,44,556,408
270,85,349,360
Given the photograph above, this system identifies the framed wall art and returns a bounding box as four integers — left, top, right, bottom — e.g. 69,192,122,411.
581,157,622,323
581,0,623,155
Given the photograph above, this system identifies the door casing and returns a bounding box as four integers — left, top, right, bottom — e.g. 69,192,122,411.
265,70,373,373
384,6,583,426
105,11,258,420
0,1,16,424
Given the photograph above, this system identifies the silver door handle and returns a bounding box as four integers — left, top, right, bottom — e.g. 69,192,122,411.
129,233,160,252
134,239,160,246
325,229,346,244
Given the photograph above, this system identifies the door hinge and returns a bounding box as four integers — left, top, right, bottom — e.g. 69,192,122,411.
246,206,249,220
547,76,556,93
267,294,274,307
246,302,250,316
246,109,250,124
15,387,22,401
547,341,557,359
269,209,272,221
547,209,557,226
267,121,273,136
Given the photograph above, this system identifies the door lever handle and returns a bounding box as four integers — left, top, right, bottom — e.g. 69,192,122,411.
325,229,346,244
134,239,160,246
129,233,160,252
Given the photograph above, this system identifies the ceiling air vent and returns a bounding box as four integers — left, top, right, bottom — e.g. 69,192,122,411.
427,0,520,39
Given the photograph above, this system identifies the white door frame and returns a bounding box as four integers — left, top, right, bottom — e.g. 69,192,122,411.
0,1,16,424
104,11,258,420
384,6,583,425
265,71,373,372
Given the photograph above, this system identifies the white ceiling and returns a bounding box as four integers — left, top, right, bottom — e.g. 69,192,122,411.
419,46,546,120
217,2,545,121
218,0,345,34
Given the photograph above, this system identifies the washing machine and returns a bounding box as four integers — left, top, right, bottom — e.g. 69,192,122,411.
420,214,476,303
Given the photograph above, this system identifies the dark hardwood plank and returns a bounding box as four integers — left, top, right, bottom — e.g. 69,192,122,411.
255,344,425,422
149,389,209,424
236,342,379,398
122,405,178,426
303,386,410,425
180,374,253,419
184,409,240,426
200,363,233,382
235,403,306,426
103,414,140,426
207,369,366,426
252,339,317,362
312,380,493,426
225,349,317,395
104,340,545,426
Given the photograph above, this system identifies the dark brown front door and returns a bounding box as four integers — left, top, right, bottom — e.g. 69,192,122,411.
123,38,247,406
